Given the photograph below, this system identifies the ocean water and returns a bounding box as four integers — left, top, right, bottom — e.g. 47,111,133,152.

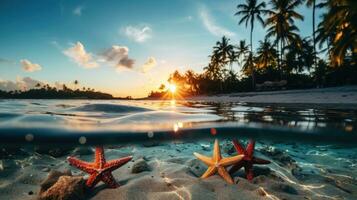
0,99,357,199
0,99,356,145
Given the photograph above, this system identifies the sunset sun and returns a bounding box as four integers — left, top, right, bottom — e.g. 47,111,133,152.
168,83,177,94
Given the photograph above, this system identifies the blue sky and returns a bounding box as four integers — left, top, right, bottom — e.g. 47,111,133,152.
0,0,323,97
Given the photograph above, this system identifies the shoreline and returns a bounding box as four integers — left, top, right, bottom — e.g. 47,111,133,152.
184,86,357,108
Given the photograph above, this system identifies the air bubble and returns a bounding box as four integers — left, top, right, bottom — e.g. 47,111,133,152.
25,134,34,142
79,136,87,144
147,131,154,138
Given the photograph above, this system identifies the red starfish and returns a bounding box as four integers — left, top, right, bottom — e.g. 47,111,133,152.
67,146,132,188
229,139,270,181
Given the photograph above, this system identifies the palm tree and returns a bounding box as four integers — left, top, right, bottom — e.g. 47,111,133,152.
204,54,225,82
265,0,304,77
242,52,255,76
285,37,314,74
235,0,269,88
185,70,198,94
236,40,250,67
317,0,357,66
256,38,277,70
73,80,79,90
213,36,235,67
228,49,238,72
306,0,318,69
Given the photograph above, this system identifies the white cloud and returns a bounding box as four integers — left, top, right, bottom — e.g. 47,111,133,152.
124,25,152,43
63,42,98,68
99,45,135,69
199,6,235,37
0,77,44,91
141,57,157,73
20,59,42,72
73,6,84,16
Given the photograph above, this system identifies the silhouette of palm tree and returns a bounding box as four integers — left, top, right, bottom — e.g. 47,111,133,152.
317,0,357,66
73,80,79,90
256,38,277,70
213,36,235,67
306,0,318,69
235,0,269,88
265,0,303,78
236,40,249,68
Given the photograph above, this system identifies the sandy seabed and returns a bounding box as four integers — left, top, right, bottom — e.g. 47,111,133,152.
0,140,356,200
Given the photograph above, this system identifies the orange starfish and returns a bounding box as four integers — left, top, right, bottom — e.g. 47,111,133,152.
229,139,270,181
193,139,244,184
67,146,132,188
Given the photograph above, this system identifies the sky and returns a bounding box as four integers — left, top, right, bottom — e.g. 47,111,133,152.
0,0,323,98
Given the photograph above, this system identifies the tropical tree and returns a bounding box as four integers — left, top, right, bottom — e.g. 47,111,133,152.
317,0,357,66
265,0,304,77
305,0,318,69
284,37,315,74
73,80,79,90
255,38,277,71
235,0,268,88
204,54,225,82
213,36,235,67
184,70,198,95
236,40,250,68
228,49,238,72
242,52,255,78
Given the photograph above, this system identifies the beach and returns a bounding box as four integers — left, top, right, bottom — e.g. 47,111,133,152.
187,86,357,107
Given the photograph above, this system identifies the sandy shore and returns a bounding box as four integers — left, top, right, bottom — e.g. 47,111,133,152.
187,86,357,108
0,140,356,200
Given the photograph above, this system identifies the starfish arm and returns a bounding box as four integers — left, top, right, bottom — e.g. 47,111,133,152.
94,147,106,169
253,157,271,165
213,139,221,163
232,139,246,155
67,157,95,174
193,152,214,166
101,172,119,188
246,140,255,158
104,156,133,172
218,167,234,184
244,164,254,181
219,155,244,167
86,173,101,188
228,160,245,174
201,166,217,179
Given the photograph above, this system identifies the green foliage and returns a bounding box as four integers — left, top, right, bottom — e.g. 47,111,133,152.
0,85,113,99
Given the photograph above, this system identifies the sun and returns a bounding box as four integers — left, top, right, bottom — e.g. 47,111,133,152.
168,83,176,93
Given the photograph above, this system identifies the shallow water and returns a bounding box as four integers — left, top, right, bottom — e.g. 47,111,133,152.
0,99,357,199
0,99,356,145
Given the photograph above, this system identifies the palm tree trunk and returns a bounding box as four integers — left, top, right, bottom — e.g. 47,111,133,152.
250,24,255,90
280,40,283,80
276,42,280,76
312,0,317,74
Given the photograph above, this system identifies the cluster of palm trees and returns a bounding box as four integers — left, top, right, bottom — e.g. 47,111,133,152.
203,0,356,90
149,0,356,97
0,80,112,99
